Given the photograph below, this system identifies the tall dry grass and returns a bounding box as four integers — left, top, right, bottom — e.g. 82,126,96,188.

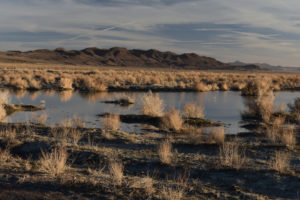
109,159,124,186
0,92,9,120
0,63,299,95
270,151,291,174
40,148,68,177
158,140,173,165
219,142,246,169
161,108,183,131
182,103,204,118
141,91,164,116
211,126,225,144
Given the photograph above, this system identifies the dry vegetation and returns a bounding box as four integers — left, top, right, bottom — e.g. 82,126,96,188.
0,63,298,199
0,63,298,94
141,91,164,116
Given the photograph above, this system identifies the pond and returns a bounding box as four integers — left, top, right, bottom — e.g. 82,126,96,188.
3,90,300,134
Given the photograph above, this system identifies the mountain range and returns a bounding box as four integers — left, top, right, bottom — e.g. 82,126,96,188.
0,47,261,70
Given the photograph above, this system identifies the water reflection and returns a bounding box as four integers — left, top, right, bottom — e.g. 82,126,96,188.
2,90,299,134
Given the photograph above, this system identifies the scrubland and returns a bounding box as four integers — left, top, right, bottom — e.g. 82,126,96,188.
0,63,299,199
0,63,299,92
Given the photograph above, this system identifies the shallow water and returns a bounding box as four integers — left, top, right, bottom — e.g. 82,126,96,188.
4,90,300,134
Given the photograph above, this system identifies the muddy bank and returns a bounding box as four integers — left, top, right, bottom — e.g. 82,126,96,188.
98,113,220,127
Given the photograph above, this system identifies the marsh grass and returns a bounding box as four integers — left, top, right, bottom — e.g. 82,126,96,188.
68,128,83,145
0,147,11,164
211,126,225,144
109,159,124,186
40,148,68,177
270,151,291,174
182,103,204,118
161,108,183,131
131,176,154,196
141,91,164,116
158,140,173,165
219,142,246,169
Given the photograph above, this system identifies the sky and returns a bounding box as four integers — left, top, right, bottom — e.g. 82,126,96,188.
1,0,300,66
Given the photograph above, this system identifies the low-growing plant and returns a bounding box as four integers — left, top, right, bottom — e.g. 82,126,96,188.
158,140,173,165
40,148,68,177
68,128,83,145
219,142,246,169
161,108,183,131
211,126,225,144
109,159,124,186
182,103,204,118
141,91,164,116
270,151,291,174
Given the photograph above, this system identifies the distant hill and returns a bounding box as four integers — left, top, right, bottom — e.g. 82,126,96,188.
229,60,300,72
0,47,260,70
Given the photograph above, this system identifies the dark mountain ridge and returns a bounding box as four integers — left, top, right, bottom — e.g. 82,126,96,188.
0,47,260,70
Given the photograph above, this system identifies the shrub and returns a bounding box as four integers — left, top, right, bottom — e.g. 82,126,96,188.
109,159,124,186
68,129,83,145
158,140,173,165
161,186,184,200
40,148,68,177
161,108,183,131
270,151,290,173
211,126,225,144
182,103,204,118
131,176,154,196
141,91,164,116
219,142,246,169
194,82,211,92
59,78,73,90
280,126,296,147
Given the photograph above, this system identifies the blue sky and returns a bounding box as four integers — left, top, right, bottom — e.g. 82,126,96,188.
1,0,300,66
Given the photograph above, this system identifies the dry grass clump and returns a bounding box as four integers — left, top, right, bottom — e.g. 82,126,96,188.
68,129,83,145
131,176,154,196
182,103,204,118
280,126,296,147
270,151,291,174
40,148,68,177
0,148,11,164
243,90,274,123
241,79,271,96
102,114,120,131
161,186,184,200
256,91,274,123
0,92,9,120
161,108,183,131
141,91,164,116
0,128,16,143
158,140,173,165
194,82,211,92
160,173,188,200
211,126,225,144
266,119,296,147
109,159,124,186
59,78,73,90
219,142,246,169
60,118,73,128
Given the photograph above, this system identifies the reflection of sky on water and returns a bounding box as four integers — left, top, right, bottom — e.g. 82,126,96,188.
4,90,300,134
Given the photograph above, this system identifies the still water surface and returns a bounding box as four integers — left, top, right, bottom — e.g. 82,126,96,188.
5,90,300,134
